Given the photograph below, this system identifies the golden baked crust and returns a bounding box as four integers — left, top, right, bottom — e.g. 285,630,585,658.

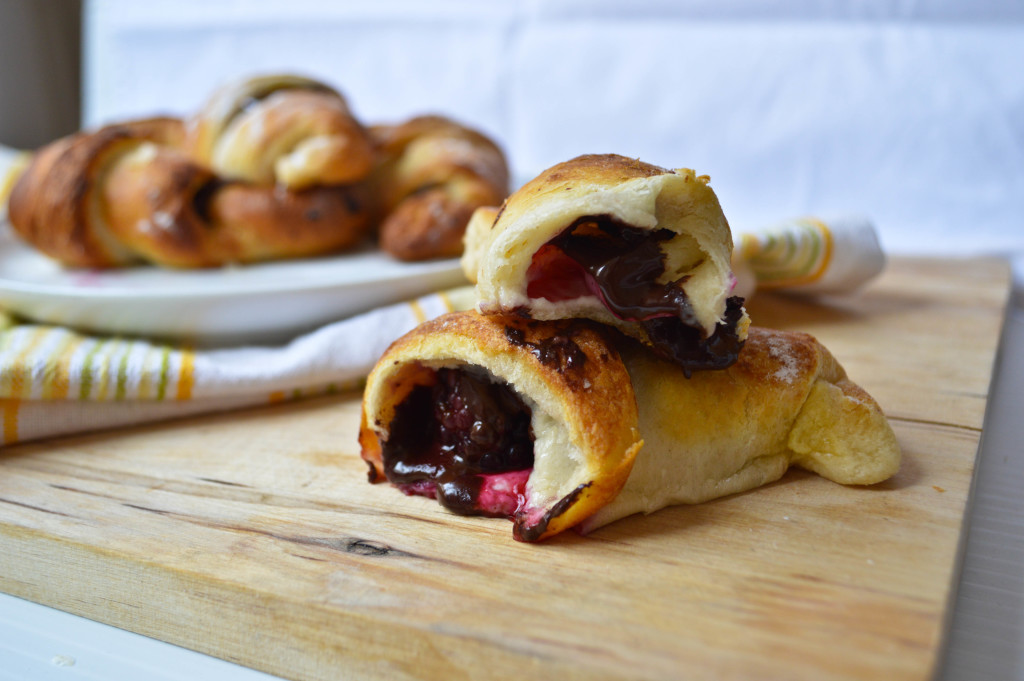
462,153,749,369
359,310,643,541
581,326,901,531
8,118,185,267
100,146,371,268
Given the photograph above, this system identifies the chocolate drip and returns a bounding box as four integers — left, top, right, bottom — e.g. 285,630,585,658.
382,368,534,516
642,296,747,378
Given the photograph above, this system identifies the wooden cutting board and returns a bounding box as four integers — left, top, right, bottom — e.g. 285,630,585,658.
0,256,1013,681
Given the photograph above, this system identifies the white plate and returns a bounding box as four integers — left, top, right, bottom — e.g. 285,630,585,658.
0,222,468,346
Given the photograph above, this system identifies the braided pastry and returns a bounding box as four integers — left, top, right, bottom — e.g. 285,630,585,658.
8,118,186,267
369,115,510,261
6,75,510,269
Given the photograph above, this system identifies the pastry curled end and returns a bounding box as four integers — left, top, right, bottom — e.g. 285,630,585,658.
185,74,377,189
580,327,902,533
462,154,750,374
369,116,510,262
359,310,643,541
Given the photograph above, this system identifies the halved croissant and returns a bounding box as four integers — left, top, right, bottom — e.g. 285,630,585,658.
359,311,900,541
359,310,643,542
462,153,749,374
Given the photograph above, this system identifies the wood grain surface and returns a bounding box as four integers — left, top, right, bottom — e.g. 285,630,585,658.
0,256,1013,681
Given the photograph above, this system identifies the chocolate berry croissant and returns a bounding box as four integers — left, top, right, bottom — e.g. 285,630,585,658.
462,153,750,374
580,324,901,533
359,311,900,541
359,311,643,542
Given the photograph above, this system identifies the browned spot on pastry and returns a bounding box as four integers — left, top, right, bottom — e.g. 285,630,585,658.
503,324,587,374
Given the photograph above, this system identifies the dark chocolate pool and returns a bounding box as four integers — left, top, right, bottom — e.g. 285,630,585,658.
382,367,535,517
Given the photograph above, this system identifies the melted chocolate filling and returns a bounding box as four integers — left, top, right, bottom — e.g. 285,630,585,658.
526,215,745,375
382,368,534,516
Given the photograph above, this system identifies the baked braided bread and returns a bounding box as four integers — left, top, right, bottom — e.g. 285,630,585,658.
6,75,509,268
369,115,510,261
8,115,372,268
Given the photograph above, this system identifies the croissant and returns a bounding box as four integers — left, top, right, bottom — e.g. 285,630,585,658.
359,311,642,542
580,324,901,533
369,115,510,261
359,311,900,541
461,153,749,374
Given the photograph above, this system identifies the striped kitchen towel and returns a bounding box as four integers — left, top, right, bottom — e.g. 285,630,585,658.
731,215,885,299
0,216,884,447
0,287,475,446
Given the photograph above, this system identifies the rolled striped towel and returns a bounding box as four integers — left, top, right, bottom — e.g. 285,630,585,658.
731,216,886,299
0,287,475,446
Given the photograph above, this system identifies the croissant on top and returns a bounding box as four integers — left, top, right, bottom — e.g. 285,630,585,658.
4,74,510,268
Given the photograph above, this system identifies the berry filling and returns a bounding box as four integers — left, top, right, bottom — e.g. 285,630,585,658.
525,214,745,374
382,367,534,518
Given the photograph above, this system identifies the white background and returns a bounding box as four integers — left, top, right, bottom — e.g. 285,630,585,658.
2,1,1023,679
82,0,1024,268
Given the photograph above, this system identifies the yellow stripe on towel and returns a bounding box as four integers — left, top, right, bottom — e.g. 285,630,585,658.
2,398,20,445
407,299,428,324
41,333,84,400
0,327,49,399
94,338,126,401
176,348,195,401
